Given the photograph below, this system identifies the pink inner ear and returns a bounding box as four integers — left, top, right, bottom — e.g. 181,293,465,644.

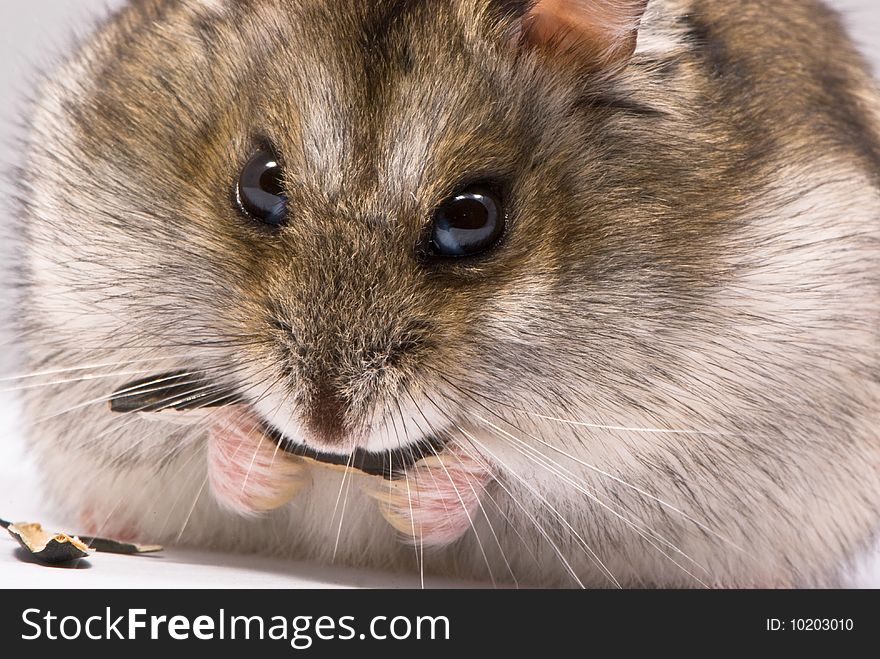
525,0,649,65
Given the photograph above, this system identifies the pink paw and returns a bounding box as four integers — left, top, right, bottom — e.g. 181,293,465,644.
208,406,310,516
367,448,494,547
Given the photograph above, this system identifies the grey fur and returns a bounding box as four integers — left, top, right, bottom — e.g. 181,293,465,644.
8,0,880,586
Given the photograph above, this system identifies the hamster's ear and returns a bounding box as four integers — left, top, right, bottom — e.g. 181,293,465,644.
517,0,649,70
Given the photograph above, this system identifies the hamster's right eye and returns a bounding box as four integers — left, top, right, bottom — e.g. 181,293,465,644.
235,149,288,226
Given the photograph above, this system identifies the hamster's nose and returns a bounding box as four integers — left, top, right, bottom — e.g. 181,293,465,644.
301,380,349,447
292,320,436,450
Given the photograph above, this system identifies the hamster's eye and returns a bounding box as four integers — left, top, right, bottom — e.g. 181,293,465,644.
235,148,288,226
430,184,506,257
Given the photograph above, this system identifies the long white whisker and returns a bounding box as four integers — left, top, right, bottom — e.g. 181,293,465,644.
331,450,356,563
155,372,286,538
401,388,497,587
176,473,209,543
453,432,586,588
456,428,621,588
473,412,746,555
386,404,424,588
0,368,161,396
416,390,520,586
528,412,731,437
0,356,173,383
471,418,711,586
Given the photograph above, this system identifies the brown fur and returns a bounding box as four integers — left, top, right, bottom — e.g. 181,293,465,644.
10,0,880,586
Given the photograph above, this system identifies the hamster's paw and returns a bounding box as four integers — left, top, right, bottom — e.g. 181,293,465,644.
208,406,310,516
366,447,494,547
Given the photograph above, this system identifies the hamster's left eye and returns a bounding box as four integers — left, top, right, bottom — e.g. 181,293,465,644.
235,148,288,226
430,184,506,258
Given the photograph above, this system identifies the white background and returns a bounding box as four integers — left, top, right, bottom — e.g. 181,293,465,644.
1,1,878,588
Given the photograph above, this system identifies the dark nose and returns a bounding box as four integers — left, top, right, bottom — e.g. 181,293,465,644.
296,320,436,448
302,380,350,446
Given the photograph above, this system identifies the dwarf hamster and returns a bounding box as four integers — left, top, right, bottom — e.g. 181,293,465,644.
9,0,880,587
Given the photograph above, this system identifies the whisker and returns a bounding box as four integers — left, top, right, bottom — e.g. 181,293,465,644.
457,428,620,588
401,388,498,588
473,412,746,555
425,368,744,556
176,473,209,543
433,369,733,438
0,368,161,395
79,370,284,543
331,449,356,563
401,465,425,588
469,417,711,586
415,389,519,587
451,431,586,588
154,372,286,539
412,391,543,573
0,356,173,383
31,362,259,437
386,403,424,588
527,412,731,437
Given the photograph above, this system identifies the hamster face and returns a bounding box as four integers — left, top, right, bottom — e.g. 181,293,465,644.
14,0,880,587
49,0,575,454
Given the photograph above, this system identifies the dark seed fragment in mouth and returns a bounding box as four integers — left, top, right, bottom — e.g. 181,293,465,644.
109,374,450,482
109,372,240,413
265,425,449,480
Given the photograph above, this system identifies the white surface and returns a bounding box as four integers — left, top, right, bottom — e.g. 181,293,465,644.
1,1,880,589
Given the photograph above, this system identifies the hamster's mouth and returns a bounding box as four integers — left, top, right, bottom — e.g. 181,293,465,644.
109,371,449,480
261,423,449,480
111,373,494,545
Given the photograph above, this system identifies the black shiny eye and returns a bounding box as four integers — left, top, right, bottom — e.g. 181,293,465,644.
236,148,288,226
430,184,506,257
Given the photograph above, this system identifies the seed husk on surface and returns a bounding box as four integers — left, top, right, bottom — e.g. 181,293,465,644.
79,536,163,555
3,518,164,566
6,522,92,565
